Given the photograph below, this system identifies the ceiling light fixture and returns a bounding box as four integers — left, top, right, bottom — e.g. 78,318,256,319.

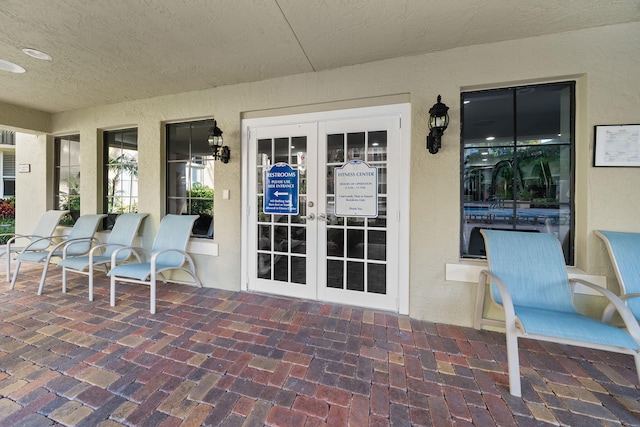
486,136,495,141
22,48,52,61
0,59,26,73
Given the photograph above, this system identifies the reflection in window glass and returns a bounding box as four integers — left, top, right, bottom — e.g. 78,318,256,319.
461,82,574,264
54,135,81,225
104,128,138,229
166,120,216,238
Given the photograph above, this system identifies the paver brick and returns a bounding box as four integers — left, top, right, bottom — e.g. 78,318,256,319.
49,400,94,426
1,266,639,426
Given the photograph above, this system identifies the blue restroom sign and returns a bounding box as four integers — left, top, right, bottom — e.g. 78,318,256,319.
264,163,299,215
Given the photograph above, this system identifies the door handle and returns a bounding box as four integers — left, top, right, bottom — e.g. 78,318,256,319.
318,213,326,222
306,213,315,221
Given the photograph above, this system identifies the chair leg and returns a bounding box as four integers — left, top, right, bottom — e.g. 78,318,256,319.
62,267,67,293
506,331,522,397
474,279,487,330
10,261,21,289
89,265,94,301
110,276,117,307
37,263,50,295
150,271,156,314
4,252,10,282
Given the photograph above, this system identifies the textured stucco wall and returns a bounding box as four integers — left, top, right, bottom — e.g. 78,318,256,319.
0,102,51,133
10,21,640,325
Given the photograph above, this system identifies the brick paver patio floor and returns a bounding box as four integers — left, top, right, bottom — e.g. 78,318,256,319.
0,263,639,426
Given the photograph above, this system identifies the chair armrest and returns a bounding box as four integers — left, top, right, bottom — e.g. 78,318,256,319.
87,242,128,257
19,236,60,252
479,270,517,325
602,292,640,324
60,237,100,257
5,234,36,245
619,293,640,303
149,248,190,264
88,243,110,257
569,278,640,344
110,246,147,267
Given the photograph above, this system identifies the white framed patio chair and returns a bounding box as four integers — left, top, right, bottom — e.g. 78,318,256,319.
108,214,202,314
595,230,640,323
10,214,107,295
57,213,148,301
1,210,69,281
475,229,640,397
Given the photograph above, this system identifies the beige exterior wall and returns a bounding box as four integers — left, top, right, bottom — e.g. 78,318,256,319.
8,22,640,326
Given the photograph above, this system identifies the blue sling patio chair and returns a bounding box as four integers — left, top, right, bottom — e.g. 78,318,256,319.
1,209,68,282
475,229,640,397
10,214,106,295
108,214,202,314
57,213,148,301
595,230,640,323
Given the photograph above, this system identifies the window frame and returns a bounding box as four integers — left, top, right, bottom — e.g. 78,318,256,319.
103,128,139,229
165,119,216,239
460,81,576,264
53,134,81,225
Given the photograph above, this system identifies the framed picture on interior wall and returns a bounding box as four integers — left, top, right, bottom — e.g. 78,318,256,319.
593,124,640,167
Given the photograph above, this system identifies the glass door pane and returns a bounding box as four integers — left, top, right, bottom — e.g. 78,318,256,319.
325,130,388,296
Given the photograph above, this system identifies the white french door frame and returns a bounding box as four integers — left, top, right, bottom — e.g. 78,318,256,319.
241,104,410,314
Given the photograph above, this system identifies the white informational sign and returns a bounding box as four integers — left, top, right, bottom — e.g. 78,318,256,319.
594,124,640,167
334,160,378,217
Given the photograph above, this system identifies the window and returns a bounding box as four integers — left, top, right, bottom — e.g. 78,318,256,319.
103,128,138,228
461,82,574,264
2,152,15,197
54,134,81,224
166,120,215,238
0,130,15,145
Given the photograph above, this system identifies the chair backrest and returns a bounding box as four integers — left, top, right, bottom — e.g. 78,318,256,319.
151,215,198,267
596,230,640,316
481,229,576,313
64,214,107,255
104,213,148,259
28,210,69,250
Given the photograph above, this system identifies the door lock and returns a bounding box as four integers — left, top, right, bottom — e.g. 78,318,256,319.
307,201,314,208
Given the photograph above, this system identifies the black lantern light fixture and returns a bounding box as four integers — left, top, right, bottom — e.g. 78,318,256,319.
426,95,449,154
207,120,230,163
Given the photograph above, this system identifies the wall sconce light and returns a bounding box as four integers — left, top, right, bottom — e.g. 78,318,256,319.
426,95,449,154
208,120,231,163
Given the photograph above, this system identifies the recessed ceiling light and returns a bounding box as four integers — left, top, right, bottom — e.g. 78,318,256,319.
486,136,495,141
372,142,379,146
22,48,52,61
0,59,26,73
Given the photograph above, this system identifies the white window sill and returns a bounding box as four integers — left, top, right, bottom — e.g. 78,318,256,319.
187,238,219,256
445,261,606,295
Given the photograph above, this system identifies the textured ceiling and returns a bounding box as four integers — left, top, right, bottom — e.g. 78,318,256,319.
0,0,639,113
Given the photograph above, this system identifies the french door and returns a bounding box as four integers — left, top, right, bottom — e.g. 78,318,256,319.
242,105,409,312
